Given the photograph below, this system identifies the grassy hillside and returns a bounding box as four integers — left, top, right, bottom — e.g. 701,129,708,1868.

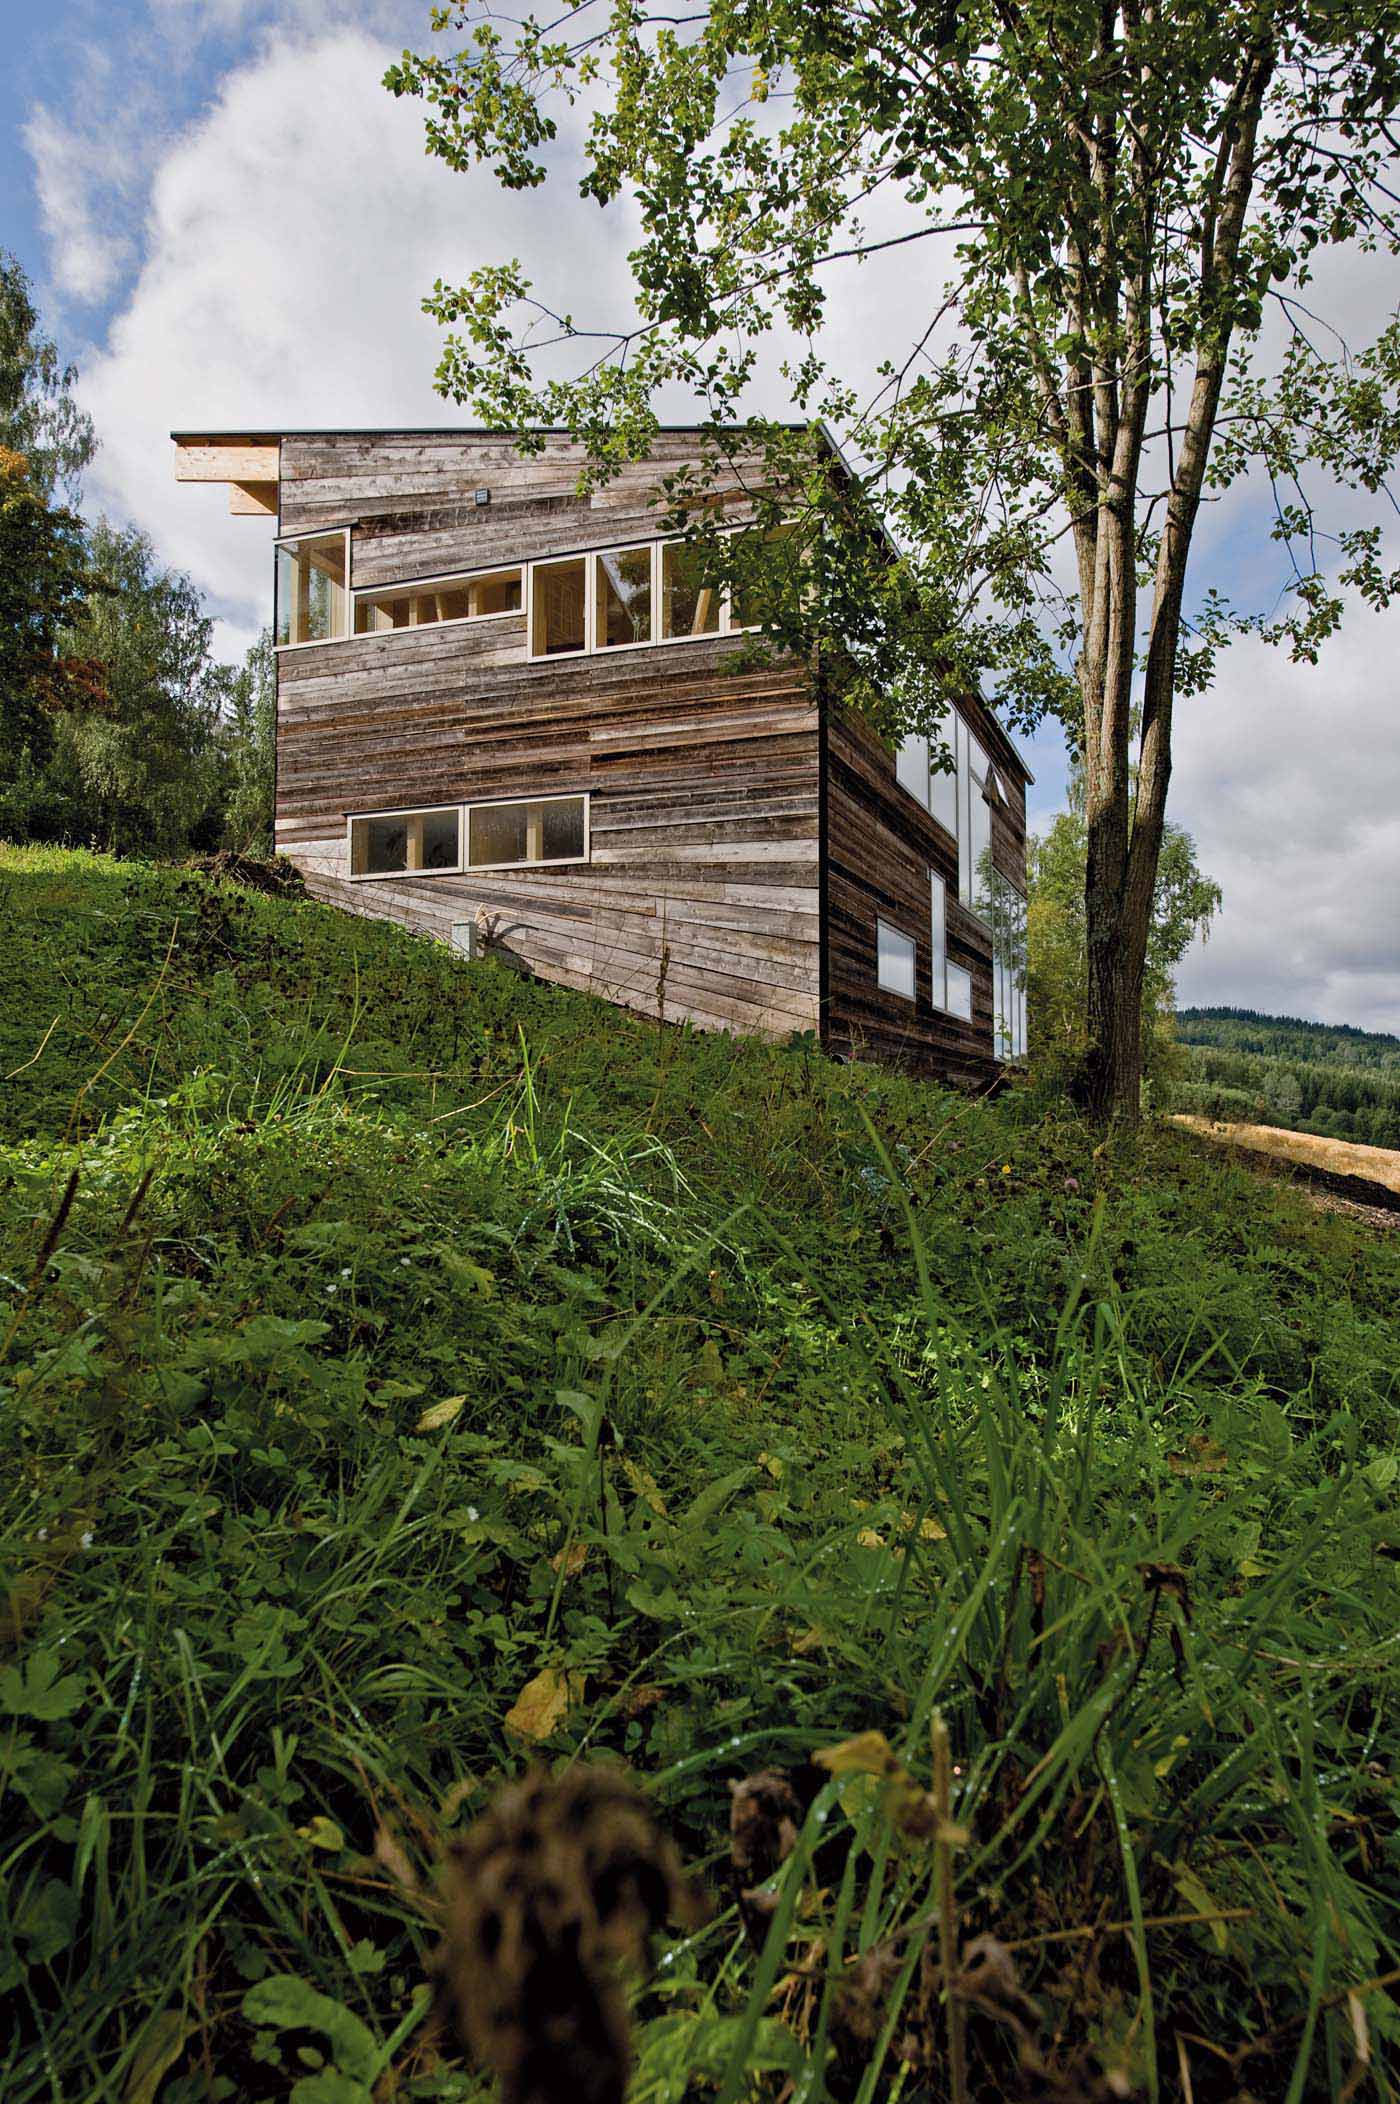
2,845,1398,2103
1176,1005,1400,1149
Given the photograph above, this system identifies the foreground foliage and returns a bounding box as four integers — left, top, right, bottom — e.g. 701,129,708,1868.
1,847,1398,2101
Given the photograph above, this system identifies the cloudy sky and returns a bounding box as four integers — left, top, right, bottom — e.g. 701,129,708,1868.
3,0,1398,1030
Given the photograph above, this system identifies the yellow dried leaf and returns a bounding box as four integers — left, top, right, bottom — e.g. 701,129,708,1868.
1168,1436,1228,1476
856,1527,885,1548
757,1450,784,1480
296,1814,344,1851
439,1774,482,1822
900,1511,947,1541
504,1666,582,1741
620,1456,668,1516
123,2010,190,2104
415,1395,466,1433
814,1731,901,1779
791,1626,828,1655
550,1540,589,1577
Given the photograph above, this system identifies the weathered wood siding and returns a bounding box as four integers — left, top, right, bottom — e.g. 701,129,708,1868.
274,433,820,1039
279,431,763,585
822,703,1028,1083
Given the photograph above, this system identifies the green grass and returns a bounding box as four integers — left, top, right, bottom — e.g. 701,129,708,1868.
2,843,1398,2102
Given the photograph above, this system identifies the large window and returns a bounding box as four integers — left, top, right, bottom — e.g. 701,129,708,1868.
355,567,520,635
526,535,762,660
276,531,350,647
876,920,917,1001
595,549,653,647
467,794,588,869
531,558,588,656
989,872,1028,1062
929,871,948,1009
929,871,976,1025
894,709,999,918
661,542,720,638
946,963,973,1022
349,806,461,878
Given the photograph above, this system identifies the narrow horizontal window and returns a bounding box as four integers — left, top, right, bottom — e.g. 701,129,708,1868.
876,920,917,1002
595,547,653,648
354,566,520,635
349,806,460,878
532,557,587,656
276,531,349,647
468,794,588,869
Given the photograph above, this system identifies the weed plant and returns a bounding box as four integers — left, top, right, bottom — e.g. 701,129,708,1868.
1,846,1397,2100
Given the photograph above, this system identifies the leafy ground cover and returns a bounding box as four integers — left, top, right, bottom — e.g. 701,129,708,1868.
2,844,1398,2102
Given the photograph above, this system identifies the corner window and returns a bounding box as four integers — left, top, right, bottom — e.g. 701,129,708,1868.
661,541,720,637
729,523,801,631
896,733,929,806
990,872,1028,1061
876,920,917,1002
276,531,349,647
526,530,778,661
467,794,588,869
893,710,997,919
595,547,653,647
531,557,587,656
349,806,460,878
354,566,520,635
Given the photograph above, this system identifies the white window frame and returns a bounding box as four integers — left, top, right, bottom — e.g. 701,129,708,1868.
525,533,760,663
465,792,591,873
946,962,974,1023
352,561,524,639
346,804,464,882
876,919,918,1003
346,792,593,880
274,526,354,652
929,871,948,1011
892,709,999,928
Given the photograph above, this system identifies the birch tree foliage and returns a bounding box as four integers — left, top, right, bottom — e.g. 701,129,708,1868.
388,0,1400,1116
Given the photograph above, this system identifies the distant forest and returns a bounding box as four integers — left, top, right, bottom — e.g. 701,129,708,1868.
1175,1006,1400,1149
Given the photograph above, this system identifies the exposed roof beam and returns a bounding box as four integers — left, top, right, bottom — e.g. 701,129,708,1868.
174,440,280,485
229,481,279,517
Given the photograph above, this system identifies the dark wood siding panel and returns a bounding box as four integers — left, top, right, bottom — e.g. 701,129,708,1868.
821,706,1027,1084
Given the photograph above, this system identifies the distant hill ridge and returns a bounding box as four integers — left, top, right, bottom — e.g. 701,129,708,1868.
1175,1006,1400,1148
1178,1005,1400,1067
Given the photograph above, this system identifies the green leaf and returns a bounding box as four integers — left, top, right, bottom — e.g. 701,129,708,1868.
241,1975,378,2084
123,2009,191,2104
0,1648,87,1722
679,1465,751,1532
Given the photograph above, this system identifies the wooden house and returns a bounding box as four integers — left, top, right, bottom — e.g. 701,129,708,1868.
173,425,1030,1084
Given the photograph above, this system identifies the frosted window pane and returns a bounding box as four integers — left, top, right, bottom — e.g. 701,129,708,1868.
895,734,929,807
877,920,917,1001
930,871,947,1009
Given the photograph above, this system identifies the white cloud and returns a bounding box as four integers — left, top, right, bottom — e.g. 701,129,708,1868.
1173,587,1400,1033
76,24,645,641
25,105,137,303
